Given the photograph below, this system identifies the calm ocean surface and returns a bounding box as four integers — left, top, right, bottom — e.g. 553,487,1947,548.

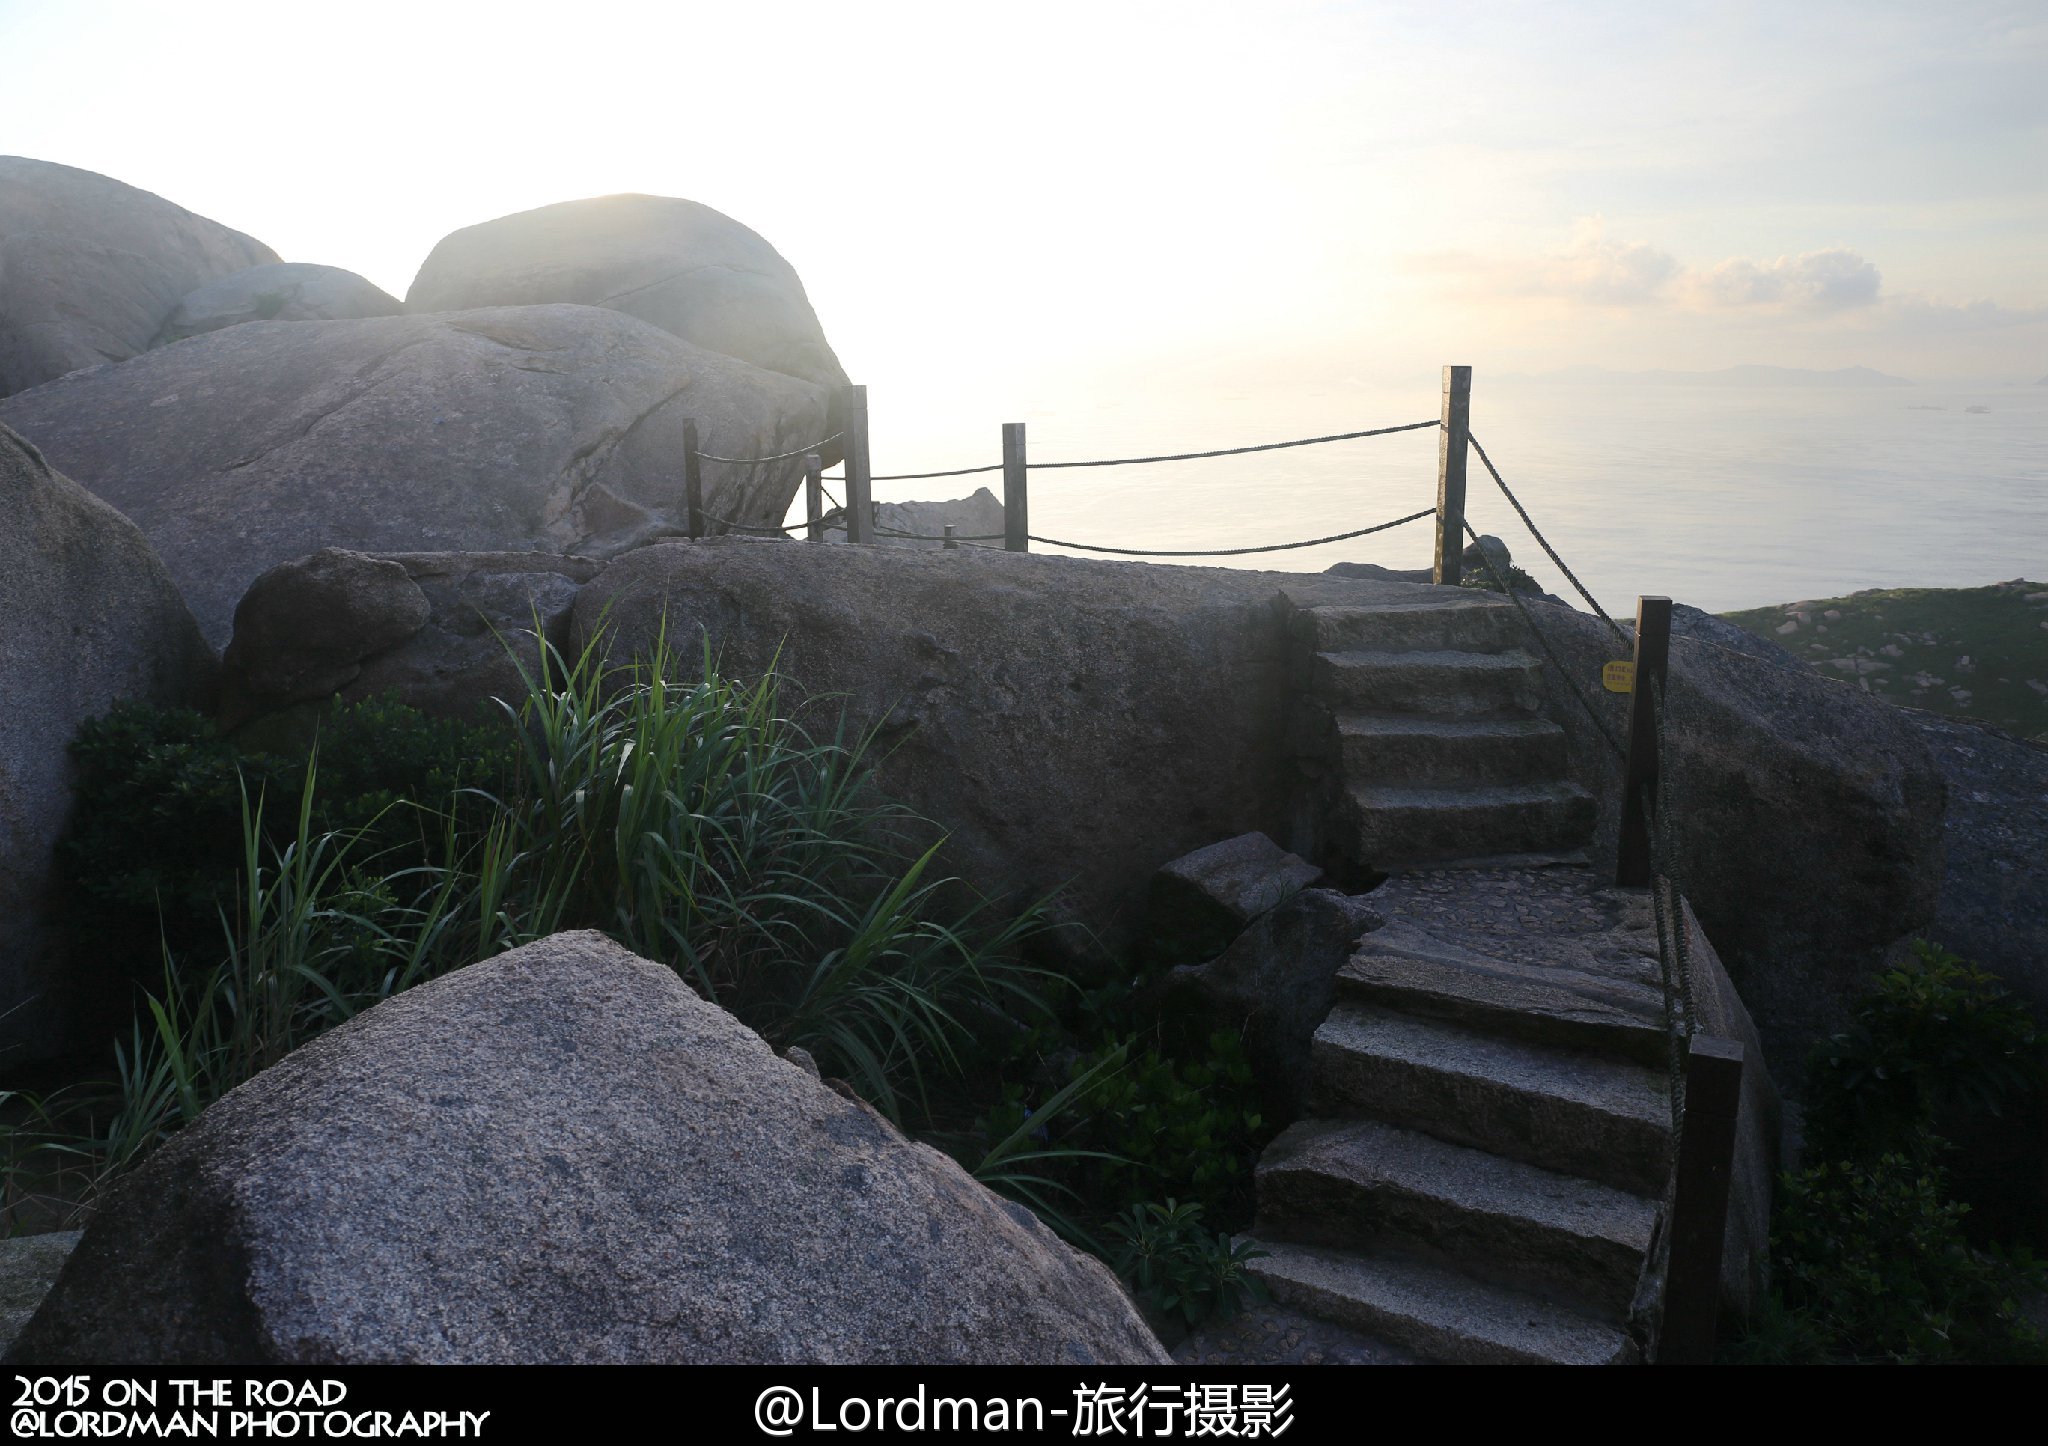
829,378,2048,616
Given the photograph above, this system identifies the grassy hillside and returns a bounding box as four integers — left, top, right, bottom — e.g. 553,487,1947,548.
1720,579,2048,741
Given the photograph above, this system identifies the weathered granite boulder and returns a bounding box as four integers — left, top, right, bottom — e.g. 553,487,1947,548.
0,157,276,396
823,488,1009,549
151,261,402,345
1159,888,1384,1122
1901,709,2048,1020
1326,533,1514,587
0,1234,78,1356
220,549,602,729
406,194,848,392
1523,598,1946,1074
8,930,1168,1365
1147,832,1325,964
0,304,830,648
570,539,1439,961
0,425,218,1069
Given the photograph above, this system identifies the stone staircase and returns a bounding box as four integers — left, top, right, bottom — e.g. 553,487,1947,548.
1208,592,1672,1365
1295,594,1595,872
1234,867,1678,1365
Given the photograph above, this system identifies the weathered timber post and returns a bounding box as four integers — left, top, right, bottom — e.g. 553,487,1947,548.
841,384,872,544
1658,1032,1745,1364
943,523,958,550
683,419,705,540
804,452,823,542
1616,595,1674,887
1002,422,1029,553
1432,365,1472,585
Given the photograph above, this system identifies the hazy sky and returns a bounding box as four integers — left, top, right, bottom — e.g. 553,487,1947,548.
4,0,2043,393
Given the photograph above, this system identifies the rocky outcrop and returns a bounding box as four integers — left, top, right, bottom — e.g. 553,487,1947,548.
1521,598,1946,1074
824,488,1009,549
1160,886,1385,1124
0,305,830,648
570,539,1443,962
1903,709,2048,1018
151,262,402,345
1147,832,1325,965
405,194,848,392
0,425,218,1068
0,1234,78,1356
220,548,602,729
0,157,276,397
8,930,1168,1365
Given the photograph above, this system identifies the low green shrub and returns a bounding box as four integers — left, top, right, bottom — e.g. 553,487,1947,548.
1804,939,2043,1163
1108,1198,1269,1333
966,1027,1269,1250
1727,1154,2046,1364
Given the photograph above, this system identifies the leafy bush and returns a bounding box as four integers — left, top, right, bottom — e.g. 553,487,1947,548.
1727,1154,2046,1364
1805,939,2043,1163
1108,1198,1269,1332
968,1028,1269,1245
34,628,1061,1206
58,696,514,982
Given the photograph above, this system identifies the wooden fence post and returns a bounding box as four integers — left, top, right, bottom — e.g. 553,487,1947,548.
1002,422,1029,553
1432,365,1472,585
943,523,958,551
1616,595,1674,887
683,419,705,540
804,452,823,542
842,384,872,545
1658,1033,1745,1364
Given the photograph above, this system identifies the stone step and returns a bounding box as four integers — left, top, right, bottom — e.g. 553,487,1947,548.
1336,713,1569,788
1254,1118,1657,1317
1346,782,1596,868
1311,648,1544,716
1301,599,1524,656
1337,923,1676,1067
1243,1238,1637,1365
1308,1002,1671,1194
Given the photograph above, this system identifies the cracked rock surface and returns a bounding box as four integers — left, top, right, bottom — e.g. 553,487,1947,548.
0,304,830,647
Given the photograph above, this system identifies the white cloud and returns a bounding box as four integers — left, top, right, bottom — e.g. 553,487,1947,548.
1687,249,1883,311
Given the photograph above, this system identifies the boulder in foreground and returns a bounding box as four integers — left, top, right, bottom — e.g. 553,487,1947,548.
9,930,1168,1364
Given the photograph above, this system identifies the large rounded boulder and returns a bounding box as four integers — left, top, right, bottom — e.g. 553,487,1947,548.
151,261,402,345
405,194,848,391
0,157,276,397
7,930,1169,1365
0,305,830,648
0,425,217,1068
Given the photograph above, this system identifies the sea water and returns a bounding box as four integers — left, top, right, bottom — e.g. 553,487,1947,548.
831,377,2047,616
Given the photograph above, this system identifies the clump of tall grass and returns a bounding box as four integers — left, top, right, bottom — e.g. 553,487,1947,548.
15,627,1058,1221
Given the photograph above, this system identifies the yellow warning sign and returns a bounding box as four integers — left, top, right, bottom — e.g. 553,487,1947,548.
1602,661,1636,694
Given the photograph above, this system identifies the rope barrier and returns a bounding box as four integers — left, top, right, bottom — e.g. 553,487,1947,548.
1028,507,1435,558
870,463,1006,482
1031,419,1441,470
1467,433,1629,648
1462,519,1628,761
694,433,844,466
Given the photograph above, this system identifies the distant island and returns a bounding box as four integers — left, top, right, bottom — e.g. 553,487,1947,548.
1499,364,1913,388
